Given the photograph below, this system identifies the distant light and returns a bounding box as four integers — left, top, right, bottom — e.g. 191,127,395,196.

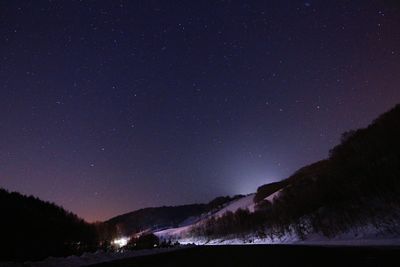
112,237,129,248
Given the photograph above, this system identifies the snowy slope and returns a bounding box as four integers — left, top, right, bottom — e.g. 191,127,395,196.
213,194,256,217
154,191,291,241
154,188,400,247
155,194,257,240
265,189,282,203
155,225,192,239
156,223,400,246
11,247,187,267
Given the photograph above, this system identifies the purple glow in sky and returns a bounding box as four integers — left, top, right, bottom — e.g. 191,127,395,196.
1,1,400,221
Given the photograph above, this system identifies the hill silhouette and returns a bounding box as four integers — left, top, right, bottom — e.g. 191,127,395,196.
106,195,243,236
192,104,400,238
0,189,100,261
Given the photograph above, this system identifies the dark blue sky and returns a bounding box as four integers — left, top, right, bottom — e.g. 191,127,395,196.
1,0,399,221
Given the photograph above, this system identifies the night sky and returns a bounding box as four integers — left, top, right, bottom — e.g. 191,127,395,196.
1,1,400,222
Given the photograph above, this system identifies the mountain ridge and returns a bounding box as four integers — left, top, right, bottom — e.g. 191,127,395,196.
105,195,245,236
151,104,400,242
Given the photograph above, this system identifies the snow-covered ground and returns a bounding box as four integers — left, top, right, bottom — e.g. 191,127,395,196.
294,224,400,246
264,189,282,203
154,193,258,241
2,226,399,267
154,189,400,247
0,247,188,267
213,194,256,217
158,224,400,247
155,225,193,239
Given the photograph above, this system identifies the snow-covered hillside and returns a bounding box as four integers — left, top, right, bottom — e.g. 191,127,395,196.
155,188,400,247
264,189,281,203
4,247,187,267
155,193,258,241
213,194,256,217
156,223,400,246
154,189,287,241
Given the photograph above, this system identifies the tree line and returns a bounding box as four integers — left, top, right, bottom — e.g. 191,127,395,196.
0,188,116,262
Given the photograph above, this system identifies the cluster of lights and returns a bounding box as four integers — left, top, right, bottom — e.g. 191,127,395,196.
112,237,129,248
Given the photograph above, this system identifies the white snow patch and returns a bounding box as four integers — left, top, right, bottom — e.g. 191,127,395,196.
155,225,192,239
213,194,256,217
156,222,400,247
155,194,258,241
1,247,187,267
264,189,282,203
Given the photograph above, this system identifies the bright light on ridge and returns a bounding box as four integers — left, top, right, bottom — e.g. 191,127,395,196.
112,237,129,248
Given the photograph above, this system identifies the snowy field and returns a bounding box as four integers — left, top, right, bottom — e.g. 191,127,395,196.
72,244,400,267
2,231,399,267
156,223,400,247
0,247,188,267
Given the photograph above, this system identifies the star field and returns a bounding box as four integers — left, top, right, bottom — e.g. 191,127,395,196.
1,0,400,221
